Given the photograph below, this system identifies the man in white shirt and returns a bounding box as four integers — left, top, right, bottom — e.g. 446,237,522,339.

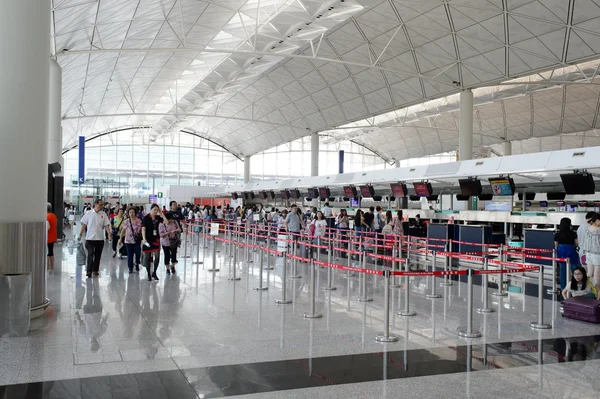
79,199,112,278
578,211,596,264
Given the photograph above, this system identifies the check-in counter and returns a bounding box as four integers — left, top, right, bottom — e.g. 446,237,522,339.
523,228,555,266
427,223,456,251
457,225,492,254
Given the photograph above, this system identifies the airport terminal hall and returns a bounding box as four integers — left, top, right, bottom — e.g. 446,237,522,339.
5,1,600,398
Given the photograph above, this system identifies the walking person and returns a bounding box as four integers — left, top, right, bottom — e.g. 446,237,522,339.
111,208,126,259
583,213,600,286
47,203,58,273
119,207,142,273
141,204,163,282
159,212,181,275
79,199,112,279
554,217,580,291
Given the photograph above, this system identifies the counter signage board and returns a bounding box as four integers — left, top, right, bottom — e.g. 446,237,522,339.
210,223,220,236
484,201,512,212
149,195,158,204
277,235,288,252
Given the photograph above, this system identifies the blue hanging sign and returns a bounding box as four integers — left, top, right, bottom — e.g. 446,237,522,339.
78,136,85,185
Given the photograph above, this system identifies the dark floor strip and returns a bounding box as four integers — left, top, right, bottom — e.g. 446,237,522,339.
2,334,599,399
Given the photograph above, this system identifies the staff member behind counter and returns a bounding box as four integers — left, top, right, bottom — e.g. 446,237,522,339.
409,214,427,237
554,217,581,291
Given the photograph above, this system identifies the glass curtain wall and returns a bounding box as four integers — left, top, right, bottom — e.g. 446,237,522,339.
63,129,458,198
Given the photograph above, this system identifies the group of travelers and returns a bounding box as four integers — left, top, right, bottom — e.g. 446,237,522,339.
555,214,600,300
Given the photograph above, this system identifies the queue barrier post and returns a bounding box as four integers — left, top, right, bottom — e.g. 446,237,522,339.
228,236,240,281
323,240,336,291
303,259,323,319
252,225,258,252
405,236,411,268
547,249,560,295
207,236,220,272
245,231,253,263
182,224,191,259
253,246,268,291
376,270,399,343
426,251,441,299
289,240,301,279
344,243,355,278
492,254,507,297
357,251,373,302
398,269,416,317
193,227,203,265
476,258,495,314
203,222,209,248
457,269,482,338
276,252,292,305
391,245,401,289
566,258,572,286
440,243,452,287
531,265,552,330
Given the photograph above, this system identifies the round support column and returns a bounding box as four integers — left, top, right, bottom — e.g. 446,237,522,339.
0,0,52,317
311,131,319,177
243,155,251,184
458,90,473,161
504,141,512,156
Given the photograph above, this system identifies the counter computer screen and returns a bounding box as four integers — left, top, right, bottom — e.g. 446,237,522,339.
488,177,515,196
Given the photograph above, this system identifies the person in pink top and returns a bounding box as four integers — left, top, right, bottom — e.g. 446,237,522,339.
159,212,181,275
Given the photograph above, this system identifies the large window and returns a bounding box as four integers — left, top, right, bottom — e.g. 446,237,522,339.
63,129,457,198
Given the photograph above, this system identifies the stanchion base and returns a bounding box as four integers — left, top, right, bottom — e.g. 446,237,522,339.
303,313,323,319
375,334,399,343
530,322,552,330
357,297,373,302
390,284,402,289
457,329,482,338
192,261,204,265
399,311,416,317
476,308,495,314
253,286,268,291
546,289,561,295
264,266,274,270
275,299,292,305
207,268,220,272
439,282,453,287
323,287,337,291
247,260,254,263
182,255,191,258
228,277,241,281
492,292,508,297
289,275,302,279
343,274,356,278
426,294,442,299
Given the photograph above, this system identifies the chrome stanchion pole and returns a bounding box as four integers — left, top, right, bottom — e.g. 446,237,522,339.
192,228,203,265
276,251,292,305
566,258,572,286
531,265,552,329
406,235,411,268
358,251,373,302
265,242,274,270
547,250,560,295
399,269,416,317
323,240,336,291
344,243,355,278
440,243,452,287
289,239,301,279
426,251,441,299
457,269,482,338
492,256,508,297
207,236,220,272
228,237,240,281
303,259,323,319
477,258,495,313
252,225,258,252
391,244,401,289
376,270,399,343
253,246,268,291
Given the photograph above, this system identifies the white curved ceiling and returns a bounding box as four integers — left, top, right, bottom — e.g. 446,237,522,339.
56,0,600,160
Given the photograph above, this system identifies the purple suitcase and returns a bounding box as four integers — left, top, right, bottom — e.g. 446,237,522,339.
562,297,600,323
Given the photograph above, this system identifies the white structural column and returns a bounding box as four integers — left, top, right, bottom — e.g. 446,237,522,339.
311,131,319,177
48,59,63,170
504,141,512,156
458,90,474,161
244,155,251,183
395,160,400,168
0,0,51,317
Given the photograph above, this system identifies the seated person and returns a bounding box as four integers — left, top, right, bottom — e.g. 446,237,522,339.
562,266,599,300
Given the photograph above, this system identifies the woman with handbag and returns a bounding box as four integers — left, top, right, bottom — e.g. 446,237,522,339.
119,207,142,273
159,212,181,275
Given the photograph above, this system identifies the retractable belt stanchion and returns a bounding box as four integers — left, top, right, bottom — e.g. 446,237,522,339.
228,236,240,281
357,251,373,302
457,269,482,338
477,259,495,314
399,268,416,317
253,246,268,291
376,270,399,343
323,239,336,291
344,234,355,278
547,250,560,295
253,225,258,252
207,236,220,272
391,244,401,289
440,243,452,287
492,251,507,297
276,252,292,305
303,259,322,319
265,236,274,270
426,251,441,299
203,222,208,248
566,258,572,287
193,225,203,265
531,265,552,330
182,224,191,259
405,236,411,268
246,228,253,263
289,239,301,279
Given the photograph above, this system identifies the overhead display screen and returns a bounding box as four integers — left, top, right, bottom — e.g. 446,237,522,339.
489,177,515,196
359,185,375,198
561,173,595,195
413,182,433,197
390,183,407,197
319,187,330,199
307,188,319,198
289,189,300,199
281,190,290,200
459,179,482,197
343,186,357,198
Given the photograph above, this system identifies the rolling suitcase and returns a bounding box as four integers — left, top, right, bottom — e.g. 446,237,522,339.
562,297,600,323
